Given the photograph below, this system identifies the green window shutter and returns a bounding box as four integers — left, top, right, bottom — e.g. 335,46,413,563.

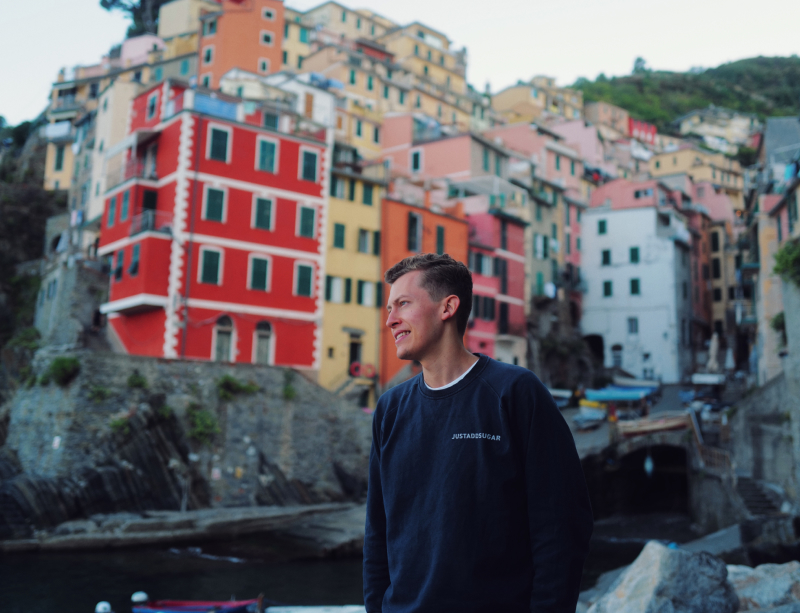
206,188,224,221
375,281,383,309
296,265,312,296
251,258,268,290
535,204,542,221
330,175,338,197
302,151,317,181
264,113,278,130
325,275,333,301
349,69,356,85
130,244,140,276
536,272,544,296
299,207,315,237
555,155,561,171
201,250,220,284
255,198,271,229
436,225,445,255
602,250,611,265
333,223,345,248
209,128,228,161
55,145,64,171
363,184,373,205
630,246,639,263
631,278,640,295
258,140,276,172
543,236,549,257
107,196,116,227
552,223,557,239
603,280,612,297
372,231,381,256
598,219,607,234
348,179,356,201
120,191,130,221
344,278,352,303
357,280,364,305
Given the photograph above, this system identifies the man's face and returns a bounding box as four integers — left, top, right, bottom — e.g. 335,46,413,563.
386,270,444,362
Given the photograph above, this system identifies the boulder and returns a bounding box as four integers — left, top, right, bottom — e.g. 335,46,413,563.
587,541,738,613
728,561,800,610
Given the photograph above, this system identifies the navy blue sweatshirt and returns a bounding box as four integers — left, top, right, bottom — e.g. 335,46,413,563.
363,355,593,613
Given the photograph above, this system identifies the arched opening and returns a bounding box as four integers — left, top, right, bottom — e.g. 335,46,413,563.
584,334,604,363
254,321,272,365
214,315,234,362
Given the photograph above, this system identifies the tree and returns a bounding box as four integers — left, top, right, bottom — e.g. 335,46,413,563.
633,57,648,74
99,0,168,37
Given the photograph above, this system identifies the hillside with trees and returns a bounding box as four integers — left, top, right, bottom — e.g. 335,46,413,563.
574,56,800,133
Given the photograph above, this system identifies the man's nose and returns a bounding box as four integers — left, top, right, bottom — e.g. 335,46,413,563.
386,309,398,328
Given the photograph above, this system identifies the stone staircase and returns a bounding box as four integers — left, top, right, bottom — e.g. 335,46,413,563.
736,476,782,517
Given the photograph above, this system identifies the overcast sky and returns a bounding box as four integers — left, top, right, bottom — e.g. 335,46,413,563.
1,0,799,126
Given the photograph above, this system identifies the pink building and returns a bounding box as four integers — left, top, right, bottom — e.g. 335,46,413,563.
628,118,657,145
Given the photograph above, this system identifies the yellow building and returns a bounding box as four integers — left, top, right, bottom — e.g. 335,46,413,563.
492,76,583,123
303,1,394,40
650,148,744,209
282,7,312,71
156,0,217,60
319,142,387,405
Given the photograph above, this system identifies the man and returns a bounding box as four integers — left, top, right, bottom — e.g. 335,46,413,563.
364,253,593,613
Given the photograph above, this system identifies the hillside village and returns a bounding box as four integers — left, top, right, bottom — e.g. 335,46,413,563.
2,0,800,405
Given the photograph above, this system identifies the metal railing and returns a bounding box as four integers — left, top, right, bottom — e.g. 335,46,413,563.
689,409,734,477
106,159,158,191
130,210,173,236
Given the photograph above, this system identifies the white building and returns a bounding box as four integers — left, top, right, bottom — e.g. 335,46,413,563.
581,204,694,383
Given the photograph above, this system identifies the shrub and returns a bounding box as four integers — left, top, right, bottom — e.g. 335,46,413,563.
187,403,219,445
6,327,40,351
127,370,148,389
89,386,110,402
282,370,297,401
217,374,259,400
109,417,131,437
771,312,787,346
157,404,174,419
38,372,51,386
47,357,81,386
774,239,800,288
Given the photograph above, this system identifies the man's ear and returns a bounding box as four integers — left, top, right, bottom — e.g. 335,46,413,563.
441,294,461,323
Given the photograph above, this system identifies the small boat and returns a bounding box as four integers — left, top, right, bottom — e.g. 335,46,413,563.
613,376,661,389
585,387,651,402
579,398,607,409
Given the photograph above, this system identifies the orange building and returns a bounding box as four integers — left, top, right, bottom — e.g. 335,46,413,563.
198,0,285,89
379,193,469,387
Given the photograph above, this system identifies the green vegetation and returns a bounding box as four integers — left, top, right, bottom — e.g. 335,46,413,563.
282,370,297,401
42,356,81,387
187,402,219,446
127,370,148,389
216,374,259,400
574,56,800,132
99,0,169,37
5,326,40,351
88,386,110,402
771,312,787,346
109,416,131,437
157,404,173,419
773,239,800,288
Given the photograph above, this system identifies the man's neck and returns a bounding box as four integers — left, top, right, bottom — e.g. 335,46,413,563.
420,343,479,389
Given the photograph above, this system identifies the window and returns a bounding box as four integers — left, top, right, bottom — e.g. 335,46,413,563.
611,345,623,368
301,150,317,182
298,206,315,238
201,249,221,284
436,225,445,255
367,75,373,91
601,249,611,266
107,196,116,227
603,280,612,297
630,278,640,295
555,154,561,171
180,59,189,75
634,188,654,199
120,190,130,221
630,246,639,263
711,232,720,252
259,59,269,73
256,138,277,173
333,223,345,248
411,150,421,172
357,281,374,307
570,160,575,176
358,229,370,253
349,69,356,85
299,28,308,43
355,120,362,137
115,250,124,281
201,75,210,88
363,183,374,205
414,44,419,55
325,276,344,303
263,112,279,130
203,46,213,65
341,9,346,21
250,256,269,291
348,179,356,201
424,65,429,77
262,8,275,19
628,317,638,334
253,197,272,230
356,17,361,29
260,31,273,45
729,286,736,300
655,160,660,169
482,148,490,172
598,219,607,235
415,95,421,108
295,263,313,296
712,258,721,279
713,288,722,302
565,234,571,254
372,231,381,256
383,84,390,99
146,92,158,119
204,187,225,221
202,19,217,36
494,154,501,177
373,125,380,144
577,237,581,251
208,126,230,162
54,145,64,171
408,212,422,251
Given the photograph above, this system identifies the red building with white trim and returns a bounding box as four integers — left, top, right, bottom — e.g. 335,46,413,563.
98,79,331,370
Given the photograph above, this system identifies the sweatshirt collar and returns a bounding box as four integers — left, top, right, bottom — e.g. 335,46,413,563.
417,353,489,399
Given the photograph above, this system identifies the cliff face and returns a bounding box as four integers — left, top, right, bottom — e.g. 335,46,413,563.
0,351,372,539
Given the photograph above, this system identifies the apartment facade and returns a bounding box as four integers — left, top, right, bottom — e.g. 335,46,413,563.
492,76,583,124
650,147,744,209
584,101,629,136
97,80,331,370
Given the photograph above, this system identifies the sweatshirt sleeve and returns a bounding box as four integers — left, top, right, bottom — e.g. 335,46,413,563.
514,375,593,612
363,404,390,612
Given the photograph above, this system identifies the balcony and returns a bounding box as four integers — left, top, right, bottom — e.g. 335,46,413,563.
41,121,75,143
106,159,158,191
130,210,173,236
51,95,84,114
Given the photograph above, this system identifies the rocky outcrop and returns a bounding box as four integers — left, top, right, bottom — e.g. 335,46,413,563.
587,541,739,613
0,351,372,540
729,561,800,611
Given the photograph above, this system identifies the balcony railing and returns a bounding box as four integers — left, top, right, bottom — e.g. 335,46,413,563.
51,96,83,112
130,210,173,236
106,159,158,191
